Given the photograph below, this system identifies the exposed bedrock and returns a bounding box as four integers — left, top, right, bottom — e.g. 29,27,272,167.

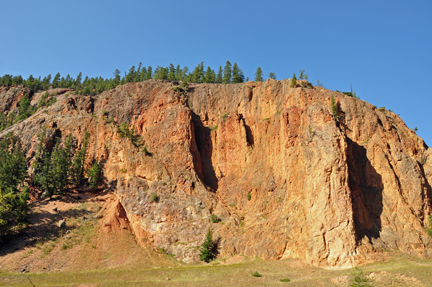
1,79,431,268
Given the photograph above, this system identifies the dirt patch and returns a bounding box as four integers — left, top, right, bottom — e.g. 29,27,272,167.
331,275,349,286
368,271,424,286
218,255,245,265
332,270,424,287
0,191,176,273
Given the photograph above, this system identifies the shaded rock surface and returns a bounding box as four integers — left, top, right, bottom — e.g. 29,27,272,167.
1,79,431,268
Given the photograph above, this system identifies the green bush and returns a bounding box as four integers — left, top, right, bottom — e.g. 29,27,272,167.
331,95,340,119
221,112,230,119
142,146,152,156
150,193,159,203
350,267,371,287
117,122,142,147
252,271,262,277
211,214,220,223
290,73,297,88
247,192,251,201
172,86,186,96
280,278,290,282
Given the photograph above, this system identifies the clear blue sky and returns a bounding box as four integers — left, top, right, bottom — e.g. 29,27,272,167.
1,1,431,145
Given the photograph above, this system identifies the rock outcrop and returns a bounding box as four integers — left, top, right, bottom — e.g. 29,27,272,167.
1,79,431,268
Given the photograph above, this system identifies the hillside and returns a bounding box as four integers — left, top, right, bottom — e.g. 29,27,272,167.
0,79,431,269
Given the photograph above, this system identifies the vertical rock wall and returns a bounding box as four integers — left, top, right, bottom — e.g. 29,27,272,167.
1,79,431,268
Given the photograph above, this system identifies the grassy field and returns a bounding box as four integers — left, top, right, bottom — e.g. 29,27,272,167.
2,194,432,286
1,252,432,286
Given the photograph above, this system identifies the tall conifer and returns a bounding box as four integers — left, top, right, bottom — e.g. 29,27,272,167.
222,61,232,84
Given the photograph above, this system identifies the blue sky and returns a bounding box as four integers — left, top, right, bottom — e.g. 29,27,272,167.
1,1,431,145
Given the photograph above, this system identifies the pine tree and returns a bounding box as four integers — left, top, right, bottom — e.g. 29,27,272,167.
34,133,73,197
0,134,29,238
254,67,263,82
113,69,121,85
153,66,168,80
299,69,305,79
15,94,33,122
182,66,189,81
146,66,153,80
139,67,147,82
192,62,204,83
290,73,297,87
49,135,72,194
331,95,340,119
205,67,213,83
168,64,176,81
269,72,276,80
232,63,245,83
87,162,101,189
126,66,136,83
175,65,182,80
215,66,223,84
222,61,232,84
26,75,36,91
199,228,214,262
71,132,89,185
136,62,143,82
75,72,82,87
42,74,51,90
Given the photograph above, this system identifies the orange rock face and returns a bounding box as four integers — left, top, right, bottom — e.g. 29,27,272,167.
1,79,431,268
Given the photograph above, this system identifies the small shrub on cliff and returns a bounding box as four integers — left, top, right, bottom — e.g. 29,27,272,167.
247,192,251,201
301,81,313,89
116,122,142,147
150,193,159,203
142,146,152,156
172,86,186,96
290,73,297,88
269,72,276,80
199,228,214,263
211,214,220,223
331,95,340,120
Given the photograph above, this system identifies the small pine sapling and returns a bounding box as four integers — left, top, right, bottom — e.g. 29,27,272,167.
199,228,214,263
290,73,297,88
331,95,340,120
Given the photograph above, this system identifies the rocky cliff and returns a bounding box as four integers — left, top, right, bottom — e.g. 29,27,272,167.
1,79,431,268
